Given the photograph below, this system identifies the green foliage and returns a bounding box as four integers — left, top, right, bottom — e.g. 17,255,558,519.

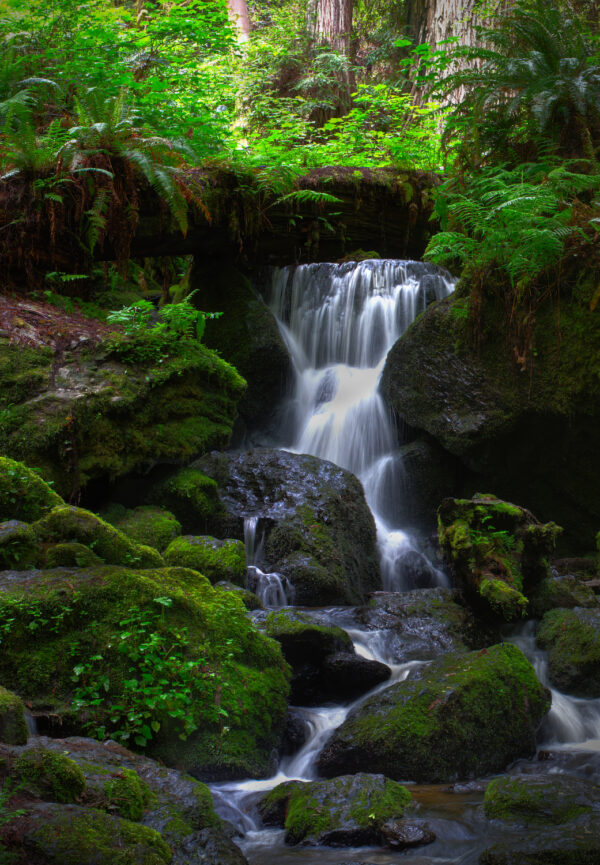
72,597,214,748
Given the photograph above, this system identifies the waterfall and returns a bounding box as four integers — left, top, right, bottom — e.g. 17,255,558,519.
244,516,294,607
269,260,455,591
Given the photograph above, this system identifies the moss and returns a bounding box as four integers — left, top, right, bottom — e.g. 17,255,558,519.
319,643,550,783
14,747,86,803
25,806,172,864
102,769,151,821
0,521,37,570
484,775,593,825
44,542,105,568
0,457,63,523
536,607,600,697
0,686,28,745
264,610,352,657
0,566,290,780
280,775,411,845
104,506,181,553
0,337,245,498
164,536,246,585
0,341,52,408
438,494,560,622
147,469,230,535
33,506,163,568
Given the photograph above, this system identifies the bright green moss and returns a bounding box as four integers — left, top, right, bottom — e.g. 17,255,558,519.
536,608,600,697
164,536,246,585
33,506,162,568
0,457,63,523
102,769,151,821
27,806,172,865
104,506,181,553
14,748,86,803
0,686,28,745
147,469,228,534
0,521,37,569
44,542,104,568
484,775,593,825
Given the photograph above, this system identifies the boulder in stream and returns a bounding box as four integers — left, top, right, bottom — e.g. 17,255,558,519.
536,607,600,697
438,494,560,622
191,448,381,605
164,535,246,585
258,773,412,846
317,643,550,783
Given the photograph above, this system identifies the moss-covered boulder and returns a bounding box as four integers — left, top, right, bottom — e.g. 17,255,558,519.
145,468,237,537
43,541,105,568
529,572,598,618
0,327,245,498
484,773,600,825
190,261,292,435
438,494,560,622
317,643,550,783
536,607,600,697
0,520,37,569
260,610,389,704
480,830,600,865
103,505,182,553
0,456,63,522
164,536,246,585
0,567,290,780
258,774,412,846
191,448,381,605
380,280,600,550
33,506,164,568
0,685,28,745
7,803,172,864
355,587,498,662
0,734,248,864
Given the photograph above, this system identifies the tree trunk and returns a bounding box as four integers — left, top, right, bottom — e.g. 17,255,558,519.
311,0,353,54
227,0,250,42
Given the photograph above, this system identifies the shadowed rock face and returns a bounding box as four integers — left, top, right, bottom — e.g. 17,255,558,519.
380,284,600,550
193,448,381,605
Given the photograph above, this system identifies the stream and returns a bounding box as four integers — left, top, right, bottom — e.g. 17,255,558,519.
210,260,600,863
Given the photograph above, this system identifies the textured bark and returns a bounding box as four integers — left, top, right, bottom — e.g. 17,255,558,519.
227,0,250,42
312,0,353,52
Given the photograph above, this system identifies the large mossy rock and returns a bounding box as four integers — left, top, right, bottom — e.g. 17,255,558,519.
529,570,598,618
438,494,560,622
317,643,550,783
34,505,164,568
481,774,600,865
190,448,381,605
0,566,290,780
103,504,182,553
380,281,600,550
355,587,498,662
258,774,412,846
536,607,600,697
191,262,292,436
145,468,237,537
0,456,64,522
0,330,245,498
0,735,248,865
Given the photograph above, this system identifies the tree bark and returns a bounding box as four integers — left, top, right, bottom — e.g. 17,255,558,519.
311,0,353,53
227,0,250,42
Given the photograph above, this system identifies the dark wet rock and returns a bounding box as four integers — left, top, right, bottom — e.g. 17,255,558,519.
394,439,457,531
484,773,600,825
356,587,498,662
445,780,487,794
393,548,442,589
279,710,310,757
380,818,436,848
438,494,560,622
536,607,600,697
191,261,292,437
529,572,598,618
0,735,249,865
258,773,411,846
317,643,550,783
479,819,600,865
380,286,600,551
258,780,303,826
260,609,389,705
192,448,381,604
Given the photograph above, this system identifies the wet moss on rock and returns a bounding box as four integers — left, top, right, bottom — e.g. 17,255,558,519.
146,468,234,536
0,686,28,745
43,541,105,568
484,774,598,825
14,747,86,803
536,607,600,697
0,457,63,523
0,521,37,570
164,536,246,585
103,505,182,553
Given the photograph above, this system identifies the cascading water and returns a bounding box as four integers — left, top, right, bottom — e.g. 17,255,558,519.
244,516,294,608
269,260,455,591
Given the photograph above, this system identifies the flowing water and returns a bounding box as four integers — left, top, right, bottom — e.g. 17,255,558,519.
211,260,600,864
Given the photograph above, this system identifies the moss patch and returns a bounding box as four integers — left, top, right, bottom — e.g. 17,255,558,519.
13,747,86,803
0,457,63,523
164,536,246,585
484,774,596,825
102,505,181,553
0,686,28,745
536,607,600,697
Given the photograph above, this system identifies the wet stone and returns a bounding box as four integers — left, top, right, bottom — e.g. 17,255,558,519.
380,818,436,849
